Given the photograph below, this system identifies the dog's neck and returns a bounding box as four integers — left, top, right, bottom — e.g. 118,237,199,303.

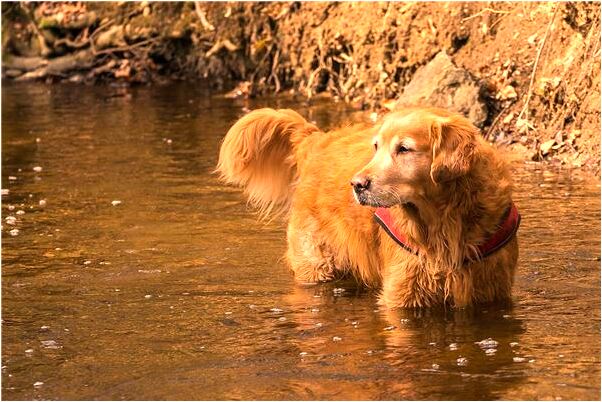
391,156,513,269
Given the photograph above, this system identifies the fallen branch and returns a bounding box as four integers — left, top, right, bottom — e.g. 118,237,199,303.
2,55,48,72
15,49,95,80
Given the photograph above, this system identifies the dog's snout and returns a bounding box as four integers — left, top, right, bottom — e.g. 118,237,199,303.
351,176,371,193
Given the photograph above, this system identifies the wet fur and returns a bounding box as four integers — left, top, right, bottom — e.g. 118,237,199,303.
217,107,518,308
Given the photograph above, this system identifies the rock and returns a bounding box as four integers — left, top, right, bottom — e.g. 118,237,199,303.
456,357,468,366
540,139,556,156
475,338,499,349
394,51,488,127
497,85,518,100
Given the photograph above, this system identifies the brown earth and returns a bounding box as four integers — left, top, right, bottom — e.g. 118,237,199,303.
2,2,600,175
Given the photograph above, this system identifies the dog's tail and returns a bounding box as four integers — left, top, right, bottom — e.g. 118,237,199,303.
216,108,321,218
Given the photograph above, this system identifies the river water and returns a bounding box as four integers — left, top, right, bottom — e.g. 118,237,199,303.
2,82,600,400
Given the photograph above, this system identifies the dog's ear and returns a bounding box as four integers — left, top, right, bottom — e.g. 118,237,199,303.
429,115,477,184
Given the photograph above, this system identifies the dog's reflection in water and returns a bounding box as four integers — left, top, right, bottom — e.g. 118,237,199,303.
279,283,526,399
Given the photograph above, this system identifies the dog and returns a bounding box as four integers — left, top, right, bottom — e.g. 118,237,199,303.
216,107,520,308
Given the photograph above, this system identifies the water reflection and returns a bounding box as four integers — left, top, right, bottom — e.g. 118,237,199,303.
281,284,527,400
1,82,599,400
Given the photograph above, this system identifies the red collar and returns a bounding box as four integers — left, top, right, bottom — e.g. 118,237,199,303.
374,203,521,260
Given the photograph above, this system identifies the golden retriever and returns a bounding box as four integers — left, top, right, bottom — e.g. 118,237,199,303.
216,107,520,308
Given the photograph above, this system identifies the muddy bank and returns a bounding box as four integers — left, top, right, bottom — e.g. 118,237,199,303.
2,2,600,175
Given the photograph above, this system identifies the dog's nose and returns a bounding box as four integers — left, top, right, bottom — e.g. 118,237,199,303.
351,176,371,193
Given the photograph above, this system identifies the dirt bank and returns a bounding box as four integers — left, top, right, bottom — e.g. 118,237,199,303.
2,2,600,175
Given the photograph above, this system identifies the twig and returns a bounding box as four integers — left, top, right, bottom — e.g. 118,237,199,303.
205,39,238,58
93,37,159,56
249,43,274,83
489,14,509,31
306,66,325,98
268,48,281,93
485,104,511,141
195,2,215,31
517,5,559,124
381,3,392,31
462,7,511,22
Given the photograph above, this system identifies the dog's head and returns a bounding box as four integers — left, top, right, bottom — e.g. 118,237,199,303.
351,108,478,207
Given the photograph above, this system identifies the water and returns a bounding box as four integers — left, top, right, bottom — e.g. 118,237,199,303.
2,82,600,400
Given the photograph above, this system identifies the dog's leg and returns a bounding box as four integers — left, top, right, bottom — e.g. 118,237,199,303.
286,216,340,283
379,259,445,308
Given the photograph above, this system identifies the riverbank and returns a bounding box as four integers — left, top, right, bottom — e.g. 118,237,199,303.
2,2,600,175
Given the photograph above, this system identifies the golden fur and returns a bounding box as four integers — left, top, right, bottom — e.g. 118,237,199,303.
217,107,519,308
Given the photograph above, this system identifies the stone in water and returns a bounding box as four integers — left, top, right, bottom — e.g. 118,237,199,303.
476,338,499,349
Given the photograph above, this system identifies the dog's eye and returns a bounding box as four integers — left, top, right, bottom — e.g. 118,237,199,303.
373,142,378,151
397,145,410,154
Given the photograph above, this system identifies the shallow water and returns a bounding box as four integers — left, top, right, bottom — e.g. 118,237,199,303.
2,82,600,400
